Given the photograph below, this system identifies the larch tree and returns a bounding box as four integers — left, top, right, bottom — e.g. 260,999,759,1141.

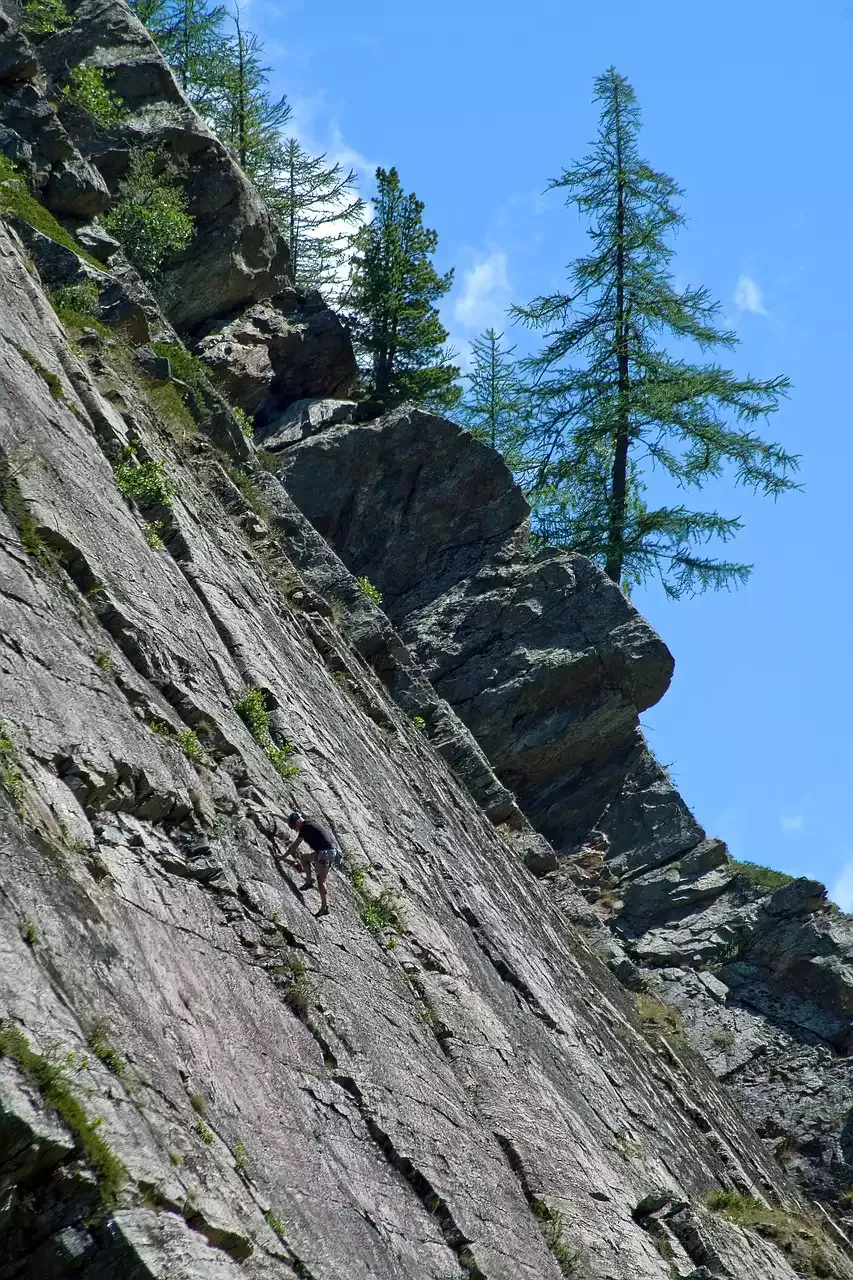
513,68,798,598
271,138,365,296
346,166,460,413
458,328,529,466
129,0,228,116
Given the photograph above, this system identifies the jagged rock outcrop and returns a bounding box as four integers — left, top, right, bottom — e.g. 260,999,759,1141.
272,399,853,1222
274,405,675,852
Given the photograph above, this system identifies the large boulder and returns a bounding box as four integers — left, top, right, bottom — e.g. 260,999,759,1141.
197,293,358,416
273,406,674,850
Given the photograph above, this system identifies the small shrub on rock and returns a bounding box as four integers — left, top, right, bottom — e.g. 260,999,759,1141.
0,724,25,810
234,686,270,743
115,450,176,506
102,149,194,277
357,574,382,606
62,65,126,125
729,860,794,892
21,0,70,35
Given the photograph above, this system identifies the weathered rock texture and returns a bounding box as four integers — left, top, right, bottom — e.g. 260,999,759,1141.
2,3,852,1276
273,401,853,1229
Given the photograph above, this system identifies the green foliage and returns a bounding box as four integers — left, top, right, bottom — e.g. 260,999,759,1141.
459,329,531,464
729,860,794,892
87,1022,127,1079
226,464,267,517
231,405,254,438
177,730,205,763
0,155,102,266
532,1201,584,1276
704,1187,835,1274
21,0,70,35
115,451,176,506
512,68,798,598
143,520,165,548
636,993,684,1037
195,1117,214,1144
343,853,369,894
50,280,101,320
273,137,365,296
357,574,382,606
346,166,460,413
94,651,113,672
0,1023,126,1204
18,917,39,945
270,953,310,1014
102,148,194,278
265,1208,286,1239
358,887,404,940
0,457,45,562
14,343,64,401
265,742,300,779
0,724,25,810
234,686,270,742
411,715,426,731
62,65,126,125
232,1141,249,1176
151,340,209,396
130,0,229,113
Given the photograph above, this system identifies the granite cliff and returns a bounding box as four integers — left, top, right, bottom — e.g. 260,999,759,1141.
0,3,851,1279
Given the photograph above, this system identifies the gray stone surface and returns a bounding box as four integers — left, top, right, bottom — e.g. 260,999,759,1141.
274,406,675,851
1,217,845,1280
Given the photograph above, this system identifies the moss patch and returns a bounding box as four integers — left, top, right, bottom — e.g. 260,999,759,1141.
0,1022,126,1206
0,155,102,268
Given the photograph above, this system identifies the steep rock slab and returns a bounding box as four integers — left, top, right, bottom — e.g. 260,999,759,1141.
274,406,675,851
2,218,847,1280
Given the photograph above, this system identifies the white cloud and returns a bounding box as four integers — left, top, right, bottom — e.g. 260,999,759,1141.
780,813,805,834
830,858,853,912
733,273,767,316
453,252,511,331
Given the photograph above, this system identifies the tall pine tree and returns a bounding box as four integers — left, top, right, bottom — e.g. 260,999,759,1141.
513,69,798,598
211,6,291,200
346,166,459,413
270,138,364,296
458,329,529,466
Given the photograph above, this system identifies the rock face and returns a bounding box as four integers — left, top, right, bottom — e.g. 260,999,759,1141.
275,406,675,851
2,3,853,1276
273,401,853,1221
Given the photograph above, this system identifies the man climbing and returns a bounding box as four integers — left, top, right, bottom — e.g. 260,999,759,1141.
283,812,340,917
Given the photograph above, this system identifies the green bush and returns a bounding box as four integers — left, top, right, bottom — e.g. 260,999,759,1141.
21,0,70,35
234,686,270,743
729,860,794,893
177,730,205,763
62,65,126,125
358,888,404,940
151,341,209,397
357,574,382,606
142,520,165,548
18,917,39,945
115,453,176,506
226,464,267,517
233,1141,249,1176
232,405,254,438
195,1117,214,1144
50,280,101,319
87,1022,127,1079
0,725,25,809
265,742,300,779
0,155,101,266
102,149,194,277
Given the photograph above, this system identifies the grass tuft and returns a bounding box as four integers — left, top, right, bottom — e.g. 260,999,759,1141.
729,860,794,892
532,1200,584,1276
0,724,26,810
0,154,102,266
357,574,382,606
0,1022,126,1204
18,917,39,945
115,451,176,507
636,993,684,1038
87,1021,127,1079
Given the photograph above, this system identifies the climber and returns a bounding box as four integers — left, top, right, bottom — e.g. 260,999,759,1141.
282,812,341,917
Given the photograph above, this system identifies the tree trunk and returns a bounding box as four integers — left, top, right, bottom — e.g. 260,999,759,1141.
605,86,630,586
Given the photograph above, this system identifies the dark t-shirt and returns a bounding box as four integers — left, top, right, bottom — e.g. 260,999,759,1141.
299,819,335,852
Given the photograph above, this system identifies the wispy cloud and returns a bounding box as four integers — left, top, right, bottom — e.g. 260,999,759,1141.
780,813,805,834
831,858,853,912
453,252,511,332
734,273,768,316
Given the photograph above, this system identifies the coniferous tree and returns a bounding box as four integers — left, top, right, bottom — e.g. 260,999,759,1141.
513,68,798,598
270,138,364,296
458,328,529,465
129,0,228,116
210,6,291,200
346,166,460,413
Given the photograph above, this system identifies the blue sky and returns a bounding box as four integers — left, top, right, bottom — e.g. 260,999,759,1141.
245,0,853,902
